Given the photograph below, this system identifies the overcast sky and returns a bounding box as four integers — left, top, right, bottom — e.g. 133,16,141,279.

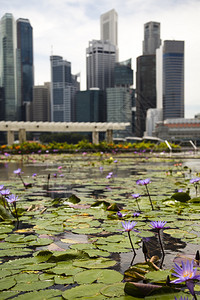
0,0,200,118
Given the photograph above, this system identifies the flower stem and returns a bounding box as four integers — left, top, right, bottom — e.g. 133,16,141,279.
145,185,154,210
135,199,140,211
128,231,136,256
158,229,165,269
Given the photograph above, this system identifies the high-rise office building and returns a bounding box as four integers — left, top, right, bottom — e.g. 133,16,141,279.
136,55,157,137
16,18,34,120
32,83,50,122
0,13,17,121
86,40,116,91
135,21,161,137
100,9,118,60
143,21,161,55
50,55,79,122
163,40,184,119
114,58,133,87
75,89,106,122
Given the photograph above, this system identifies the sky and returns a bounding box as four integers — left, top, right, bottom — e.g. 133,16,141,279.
0,0,200,118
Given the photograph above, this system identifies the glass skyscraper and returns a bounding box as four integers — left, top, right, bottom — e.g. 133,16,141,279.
17,18,34,120
163,40,184,119
0,13,17,121
143,21,161,55
86,40,116,91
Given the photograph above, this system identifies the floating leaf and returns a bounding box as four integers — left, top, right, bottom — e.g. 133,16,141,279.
12,280,54,292
62,283,106,299
74,269,123,284
0,276,16,291
73,258,116,269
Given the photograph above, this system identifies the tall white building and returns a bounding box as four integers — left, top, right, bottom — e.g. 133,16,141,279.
143,21,161,55
100,9,118,61
86,40,116,91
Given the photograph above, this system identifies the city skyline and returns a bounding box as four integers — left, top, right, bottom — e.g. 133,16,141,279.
0,0,199,118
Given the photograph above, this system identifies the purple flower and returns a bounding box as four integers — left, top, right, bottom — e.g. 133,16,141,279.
121,221,137,232
133,212,140,217
149,221,167,229
114,159,118,163
190,178,200,184
0,185,4,191
171,260,200,296
117,211,126,218
106,172,113,179
6,194,19,204
174,297,189,300
58,166,62,170
136,178,151,185
13,168,21,175
99,166,103,172
1,189,10,196
53,173,57,178
32,173,37,178
178,189,183,192
131,193,141,199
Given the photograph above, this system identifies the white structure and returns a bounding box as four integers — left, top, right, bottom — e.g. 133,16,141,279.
100,9,118,60
143,21,161,55
86,40,116,91
145,108,163,137
156,45,163,110
0,121,130,145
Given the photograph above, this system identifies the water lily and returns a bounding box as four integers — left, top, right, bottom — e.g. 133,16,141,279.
133,212,140,217
1,189,10,196
136,178,154,210
190,178,200,196
0,185,4,191
149,221,167,268
131,193,141,210
6,194,19,204
121,221,137,256
171,260,200,299
117,211,126,218
13,168,21,175
149,221,167,229
174,297,189,300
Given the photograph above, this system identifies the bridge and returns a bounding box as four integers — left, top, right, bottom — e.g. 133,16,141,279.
0,121,130,145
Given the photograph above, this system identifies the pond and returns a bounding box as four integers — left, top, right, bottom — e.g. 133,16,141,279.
0,152,200,299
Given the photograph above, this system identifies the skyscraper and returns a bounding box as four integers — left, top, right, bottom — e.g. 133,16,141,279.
100,9,118,60
50,55,79,122
0,13,17,121
86,40,116,91
16,18,34,120
163,40,184,119
136,55,157,137
143,21,161,55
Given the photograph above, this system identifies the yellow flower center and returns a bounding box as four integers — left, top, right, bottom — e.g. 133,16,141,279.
183,271,193,278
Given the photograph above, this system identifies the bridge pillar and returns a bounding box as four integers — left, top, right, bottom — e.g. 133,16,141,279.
7,131,14,145
106,129,113,143
19,128,26,144
92,131,99,144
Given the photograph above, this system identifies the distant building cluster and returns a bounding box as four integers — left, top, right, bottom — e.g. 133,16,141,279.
0,10,188,141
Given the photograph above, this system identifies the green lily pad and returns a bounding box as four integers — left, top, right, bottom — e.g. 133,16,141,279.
74,269,123,284
145,270,171,282
100,282,125,297
0,276,16,291
73,258,117,269
62,283,106,299
12,279,54,292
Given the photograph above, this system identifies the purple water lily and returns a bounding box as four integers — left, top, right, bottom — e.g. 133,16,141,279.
1,189,10,196
117,211,126,218
13,168,21,175
190,177,200,196
0,185,4,191
136,178,151,185
149,220,167,229
6,194,19,204
131,193,141,210
121,221,137,232
136,178,154,210
121,221,137,256
149,221,167,268
106,172,113,179
171,260,200,298
133,212,140,217
174,297,189,300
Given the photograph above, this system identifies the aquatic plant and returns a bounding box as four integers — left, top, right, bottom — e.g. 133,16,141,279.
131,193,141,211
171,260,200,299
121,221,137,256
149,221,167,268
136,178,154,210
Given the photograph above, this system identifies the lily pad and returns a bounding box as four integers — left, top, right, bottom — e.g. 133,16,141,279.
73,258,117,269
74,269,123,284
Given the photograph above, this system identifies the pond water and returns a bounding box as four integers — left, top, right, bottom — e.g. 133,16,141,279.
0,153,200,299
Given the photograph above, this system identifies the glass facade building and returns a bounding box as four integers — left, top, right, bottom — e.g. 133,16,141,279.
163,40,184,120
17,18,34,120
114,59,133,87
136,55,156,137
143,21,161,55
50,55,79,122
86,40,116,91
75,89,106,122
0,13,17,121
